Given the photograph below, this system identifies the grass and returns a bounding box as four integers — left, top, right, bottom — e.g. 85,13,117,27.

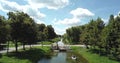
37,41,53,45
67,51,89,63
71,46,120,63
0,46,52,63
37,37,61,45
8,41,22,47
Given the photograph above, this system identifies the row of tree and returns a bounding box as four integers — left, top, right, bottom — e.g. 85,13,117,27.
64,14,120,61
0,11,57,52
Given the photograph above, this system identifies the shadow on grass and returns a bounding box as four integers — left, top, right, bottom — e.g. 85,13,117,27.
88,49,107,56
0,53,2,58
0,54,2,63
5,48,52,63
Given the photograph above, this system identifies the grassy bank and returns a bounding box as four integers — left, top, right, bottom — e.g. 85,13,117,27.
37,41,53,45
0,46,52,63
71,47,119,63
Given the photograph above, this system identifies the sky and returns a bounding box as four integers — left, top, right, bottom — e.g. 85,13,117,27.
0,0,120,35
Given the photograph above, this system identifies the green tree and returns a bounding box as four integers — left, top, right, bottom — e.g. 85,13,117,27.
37,24,46,41
8,11,21,52
66,26,81,44
47,25,56,39
80,24,90,49
38,24,46,32
43,25,56,40
106,15,120,60
0,16,8,50
7,11,37,52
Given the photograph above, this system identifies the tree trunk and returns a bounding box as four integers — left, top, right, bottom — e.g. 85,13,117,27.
23,42,25,50
86,44,89,49
99,47,101,55
15,40,18,53
29,44,32,49
93,45,95,49
42,41,43,48
7,41,9,54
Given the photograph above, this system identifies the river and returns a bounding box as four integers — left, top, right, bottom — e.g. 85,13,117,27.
38,39,88,63
38,52,67,63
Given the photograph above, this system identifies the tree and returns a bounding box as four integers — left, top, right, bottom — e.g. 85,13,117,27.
8,11,21,52
19,13,37,50
105,15,120,60
5,20,11,53
43,25,56,40
38,24,46,32
37,24,46,41
80,24,90,49
66,26,81,44
25,18,38,49
0,16,8,50
47,25,56,39
7,11,38,52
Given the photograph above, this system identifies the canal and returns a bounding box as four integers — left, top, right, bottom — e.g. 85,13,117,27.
38,51,88,63
38,52,67,63
38,39,88,63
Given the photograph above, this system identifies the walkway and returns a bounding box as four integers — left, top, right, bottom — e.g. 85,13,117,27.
0,44,85,53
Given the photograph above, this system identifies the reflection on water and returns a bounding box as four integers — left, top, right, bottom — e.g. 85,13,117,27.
38,52,88,63
38,52,67,63
38,39,88,63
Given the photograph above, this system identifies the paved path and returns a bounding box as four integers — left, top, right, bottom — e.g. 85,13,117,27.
0,44,85,53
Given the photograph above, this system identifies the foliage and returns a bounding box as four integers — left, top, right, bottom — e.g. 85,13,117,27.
7,11,38,51
64,14,120,61
0,15,10,50
66,26,81,44
0,16,8,44
0,11,57,53
43,25,57,40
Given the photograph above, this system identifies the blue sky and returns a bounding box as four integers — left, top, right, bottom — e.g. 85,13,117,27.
0,0,120,35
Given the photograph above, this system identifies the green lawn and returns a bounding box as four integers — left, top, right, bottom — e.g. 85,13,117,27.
8,41,22,47
71,47,119,63
0,46,52,63
37,41,53,45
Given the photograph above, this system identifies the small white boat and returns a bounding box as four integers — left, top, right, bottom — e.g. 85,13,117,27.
71,56,77,60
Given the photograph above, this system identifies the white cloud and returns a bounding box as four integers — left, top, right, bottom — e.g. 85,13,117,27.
0,0,70,35
53,25,69,35
54,8,94,26
54,27,65,35
55,17,81,25
102,18,108,25
28,0,69,10
114,12,120,18
0,0,21,12
0,0,69,25
24,7,46,20
35,19,45,24
70,8,94,18
0,0,46,24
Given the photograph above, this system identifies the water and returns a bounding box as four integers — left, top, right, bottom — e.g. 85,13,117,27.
38,52,67,63
38,39,88,63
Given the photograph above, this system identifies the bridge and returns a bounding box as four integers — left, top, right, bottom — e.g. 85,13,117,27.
51,39,70,51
